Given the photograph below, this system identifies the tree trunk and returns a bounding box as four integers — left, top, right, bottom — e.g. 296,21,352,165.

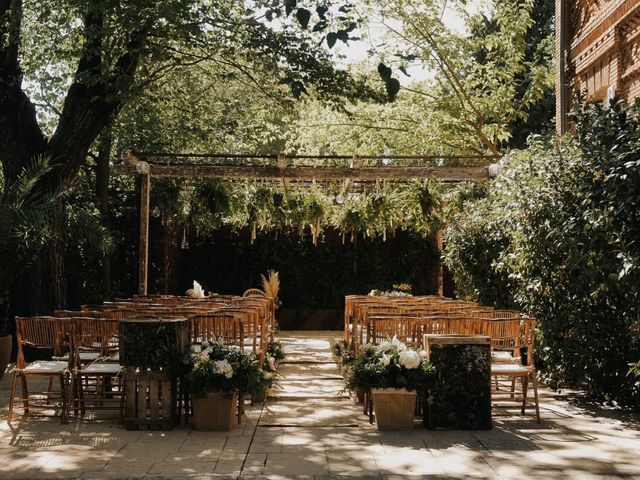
96,125,112,297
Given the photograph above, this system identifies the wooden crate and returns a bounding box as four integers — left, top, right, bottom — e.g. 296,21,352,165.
123,368,178,430
423,334,492,430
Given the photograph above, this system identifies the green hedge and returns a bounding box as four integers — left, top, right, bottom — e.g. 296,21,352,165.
444,99,640,408
425,343,491,430
182,227,439,310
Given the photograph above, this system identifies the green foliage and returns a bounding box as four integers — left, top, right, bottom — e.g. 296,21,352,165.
0,155,55,303
443,195,515,308
426,344,492,430
186,340,269,397
189,227,439,310
444,99,640,408
120,321,188,375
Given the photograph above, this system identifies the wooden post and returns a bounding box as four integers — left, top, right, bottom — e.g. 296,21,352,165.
139,172,151,296
436,229,444,296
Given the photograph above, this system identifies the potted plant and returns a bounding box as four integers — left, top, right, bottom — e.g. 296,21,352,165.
346,337,434,431
251,346,281,404
187,339,268,431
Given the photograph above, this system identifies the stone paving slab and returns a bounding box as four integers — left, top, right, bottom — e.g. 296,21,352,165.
0,331,639,479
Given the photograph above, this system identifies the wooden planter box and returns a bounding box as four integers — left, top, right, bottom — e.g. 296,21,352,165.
372,388,417,431
123,368,178,430
192,392,238,431
423,334,492,430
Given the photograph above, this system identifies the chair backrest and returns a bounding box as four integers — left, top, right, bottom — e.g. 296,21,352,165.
492,309,521,319
55,309,104,319
189,314,244,348
15,316,71,368
71,318,119,359
481,318,523,352
243,288,266,298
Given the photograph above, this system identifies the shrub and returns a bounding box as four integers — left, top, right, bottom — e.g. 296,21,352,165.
444,99,640,408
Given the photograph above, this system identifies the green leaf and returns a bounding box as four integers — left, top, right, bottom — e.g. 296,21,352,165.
385,78,400,100
378,63,392,81
326,32,338,49
296,8,311,29
285,0,297,16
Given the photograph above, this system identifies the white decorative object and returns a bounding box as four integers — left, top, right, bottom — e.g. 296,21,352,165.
488,163,502,178
186,280,206,298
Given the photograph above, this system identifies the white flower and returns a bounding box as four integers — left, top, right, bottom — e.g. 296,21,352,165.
214,359,234,379
380,353,391,366
419,350,428,359
377,340,392,353
268,356,276,371
196,351,209,364
398,350,421,369
391,336,407,351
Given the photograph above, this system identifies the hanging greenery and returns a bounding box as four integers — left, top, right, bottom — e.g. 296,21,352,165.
400,180,443,237
173,178,445,245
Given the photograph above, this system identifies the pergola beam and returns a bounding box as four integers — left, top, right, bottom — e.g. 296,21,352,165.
115,163,490,181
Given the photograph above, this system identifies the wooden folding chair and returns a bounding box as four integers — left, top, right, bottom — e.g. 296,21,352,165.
7,317,72,424
489,318,540,422
68,318,123,420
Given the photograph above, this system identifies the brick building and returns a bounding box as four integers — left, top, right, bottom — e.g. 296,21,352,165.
556,0,640,133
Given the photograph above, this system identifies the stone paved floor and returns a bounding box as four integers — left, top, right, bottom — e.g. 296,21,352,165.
0,331,639,479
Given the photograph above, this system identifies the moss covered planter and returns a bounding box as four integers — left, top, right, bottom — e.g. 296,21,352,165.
423,335,492,430
119,318,190,371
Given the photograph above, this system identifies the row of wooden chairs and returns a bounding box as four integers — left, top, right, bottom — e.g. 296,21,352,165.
8,293,277,424
345,295,540,422
7,316,122,424
345,294,522,349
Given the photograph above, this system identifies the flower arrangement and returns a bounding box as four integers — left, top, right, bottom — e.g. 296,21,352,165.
186,340,269,397
332,339,356,370
267,340,285,362
346,337,434,393
262,341,284,376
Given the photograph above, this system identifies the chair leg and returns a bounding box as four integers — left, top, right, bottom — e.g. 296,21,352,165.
20,375,29,413
47,377,54,401
7,371,18,424
521,376,529,415
60,372,69,424
531,373,540,423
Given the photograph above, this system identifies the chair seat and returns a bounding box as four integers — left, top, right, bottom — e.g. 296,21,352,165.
491,351,517,363
80,363,123,375
491,363,532,375
22,361,68,374
56,351,101,362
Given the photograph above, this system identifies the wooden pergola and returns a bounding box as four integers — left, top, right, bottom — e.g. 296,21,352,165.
116,152,498,296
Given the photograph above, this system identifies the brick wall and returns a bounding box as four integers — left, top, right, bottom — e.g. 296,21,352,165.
557,0,640,133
